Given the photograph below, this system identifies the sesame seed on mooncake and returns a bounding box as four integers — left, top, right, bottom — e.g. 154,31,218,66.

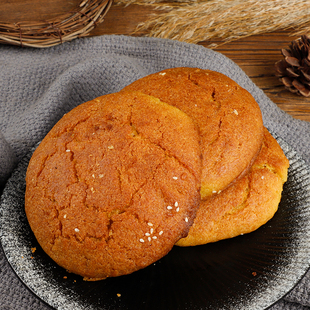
25,91,201,280
176,127,289,247
122,67,264,198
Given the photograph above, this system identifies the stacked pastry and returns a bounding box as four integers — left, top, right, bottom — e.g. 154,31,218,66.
25,67,289,280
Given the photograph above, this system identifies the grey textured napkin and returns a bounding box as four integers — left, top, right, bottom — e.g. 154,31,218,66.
0,35,310,310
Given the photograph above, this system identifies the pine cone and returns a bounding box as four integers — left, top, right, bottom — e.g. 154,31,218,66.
275,35,310,97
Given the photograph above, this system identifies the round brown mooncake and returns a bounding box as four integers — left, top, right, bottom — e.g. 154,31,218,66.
122,67,264,198
176,128,289,247
25,91,201,280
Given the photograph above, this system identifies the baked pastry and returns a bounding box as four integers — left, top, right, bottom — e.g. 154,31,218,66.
122,67,264,198
176,128,289,246
25,91,201,280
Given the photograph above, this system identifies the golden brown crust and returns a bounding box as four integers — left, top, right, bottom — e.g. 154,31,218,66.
25,91,201,279
122,67,264,198
176,128,289,247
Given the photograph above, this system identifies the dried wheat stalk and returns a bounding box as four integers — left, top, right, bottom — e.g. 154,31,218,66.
115,0,310,47
115,0,192,7
0,0,113,48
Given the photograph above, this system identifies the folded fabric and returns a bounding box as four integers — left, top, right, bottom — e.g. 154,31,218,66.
0,35,309,310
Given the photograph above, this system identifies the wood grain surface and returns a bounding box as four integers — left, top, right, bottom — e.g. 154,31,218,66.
1,0,309,122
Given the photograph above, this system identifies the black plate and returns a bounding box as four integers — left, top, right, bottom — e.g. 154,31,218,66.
1,136,310,310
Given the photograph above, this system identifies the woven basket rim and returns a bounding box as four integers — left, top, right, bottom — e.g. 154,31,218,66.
0,0,113,48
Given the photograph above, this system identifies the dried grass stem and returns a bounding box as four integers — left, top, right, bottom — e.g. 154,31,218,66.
115,0,310,47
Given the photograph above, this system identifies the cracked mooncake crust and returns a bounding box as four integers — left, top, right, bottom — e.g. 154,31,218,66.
25,91,201,280
176,127,289,247
122,67,264,198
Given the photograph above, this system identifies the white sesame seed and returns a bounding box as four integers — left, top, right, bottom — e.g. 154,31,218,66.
148,237,151,242
159,72,166,76
167,206,173,210
185,217,189,222
75,228,79,232
108,145,114,150
159,231,163,235
176,207,180,212
147,222,153,226
261,176,265,179
66,149,70,152
172,176,178,180
217,190,222,194
140,238,145,243
233,109,239,115
152,236,157,239
145,233,150,236
99,174,104,178
175,201,178,207
212,190,217,194
92,174,95,178
64,214,67,219
150,228,154,234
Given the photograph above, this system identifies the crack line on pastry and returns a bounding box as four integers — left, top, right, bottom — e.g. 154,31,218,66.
221,178,251,219
105,159,164,244
187,72,222,109
129,98,200,182
35,149,57,184
207,116,224,148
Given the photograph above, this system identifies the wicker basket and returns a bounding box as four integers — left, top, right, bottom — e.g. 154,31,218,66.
0,0,113,48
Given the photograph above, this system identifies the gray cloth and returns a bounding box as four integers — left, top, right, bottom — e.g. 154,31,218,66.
0,35,309,309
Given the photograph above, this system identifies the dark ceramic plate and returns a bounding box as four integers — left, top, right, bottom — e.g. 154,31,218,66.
1,136,310,310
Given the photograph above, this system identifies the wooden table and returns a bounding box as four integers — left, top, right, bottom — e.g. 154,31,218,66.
1,1,310,122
